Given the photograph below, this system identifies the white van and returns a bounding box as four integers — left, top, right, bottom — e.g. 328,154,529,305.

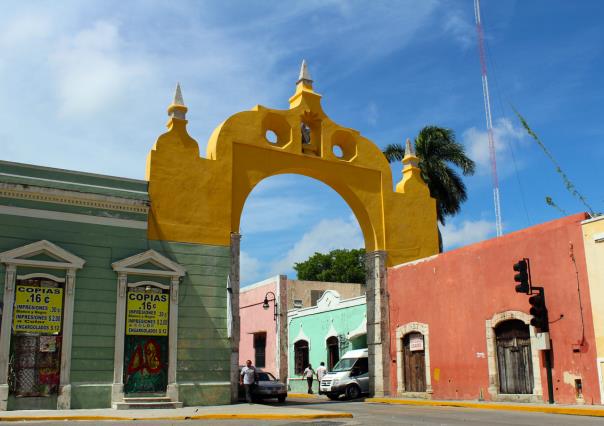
319,348,369,400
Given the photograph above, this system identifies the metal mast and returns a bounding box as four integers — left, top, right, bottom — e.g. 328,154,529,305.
474,0,503,237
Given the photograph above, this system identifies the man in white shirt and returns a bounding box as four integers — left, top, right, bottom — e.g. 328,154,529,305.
303,364,315,394
316,362,327,394
240,359,256,403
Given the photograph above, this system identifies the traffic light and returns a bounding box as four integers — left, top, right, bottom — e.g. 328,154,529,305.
513,259,530,294
529,292,549,331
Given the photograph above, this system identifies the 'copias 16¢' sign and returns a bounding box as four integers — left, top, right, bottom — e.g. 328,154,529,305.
126,291,169,336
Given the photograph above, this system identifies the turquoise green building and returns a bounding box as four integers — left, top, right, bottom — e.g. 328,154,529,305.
288,290,366,393
0,160,232,410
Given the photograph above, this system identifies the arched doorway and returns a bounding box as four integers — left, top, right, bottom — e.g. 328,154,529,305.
495,320,533,394
402,332,426,393
326,336,340,370
294,340,309,375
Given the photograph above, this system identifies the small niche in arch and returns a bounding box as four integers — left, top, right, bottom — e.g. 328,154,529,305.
266,130,278,144
330,130,357,161
301,123,312,145
332,145,344,158
262,112,291,148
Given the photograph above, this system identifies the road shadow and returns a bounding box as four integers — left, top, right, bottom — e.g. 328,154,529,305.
261,396,366,408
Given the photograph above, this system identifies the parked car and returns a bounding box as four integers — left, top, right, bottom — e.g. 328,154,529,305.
238,367,287,403
319,348,369,400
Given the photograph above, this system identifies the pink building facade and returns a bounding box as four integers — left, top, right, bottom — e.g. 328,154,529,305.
387,213,601,404
239,276,287,380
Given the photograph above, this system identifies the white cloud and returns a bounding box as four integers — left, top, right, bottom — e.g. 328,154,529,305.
366,102,378,125
240,196,319,234
269,215,364,275
0,14,53,46
50,21,151,116
463,118,526,175
443,10,475,49
240,251,262,284
441,219,495,249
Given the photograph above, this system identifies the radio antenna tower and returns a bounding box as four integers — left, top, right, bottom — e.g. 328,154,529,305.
474,0,503,237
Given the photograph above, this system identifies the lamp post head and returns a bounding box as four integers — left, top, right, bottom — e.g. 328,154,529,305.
262,296,270,310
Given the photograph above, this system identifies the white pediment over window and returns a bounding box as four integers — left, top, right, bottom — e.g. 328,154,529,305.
112,249,186,277
316,290,341,310
347,314,367,340
293,324,311,348
0,240,85,269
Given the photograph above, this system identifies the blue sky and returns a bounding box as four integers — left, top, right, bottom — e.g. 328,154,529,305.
1,1,602,286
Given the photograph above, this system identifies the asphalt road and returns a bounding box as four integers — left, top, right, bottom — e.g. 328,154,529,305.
13,397,604,425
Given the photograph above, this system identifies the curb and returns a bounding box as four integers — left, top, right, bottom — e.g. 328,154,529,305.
0,412,353,422
288,393,321,399
365,397,604,418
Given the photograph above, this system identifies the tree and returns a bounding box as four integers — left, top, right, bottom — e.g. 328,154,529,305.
383,126,476,225
294,248,366,284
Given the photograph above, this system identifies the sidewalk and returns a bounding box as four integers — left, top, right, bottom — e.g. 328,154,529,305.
366,396,604,417
0,403,353,422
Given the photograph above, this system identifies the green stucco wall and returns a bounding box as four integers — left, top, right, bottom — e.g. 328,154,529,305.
288,300,366,394
0,212,232,408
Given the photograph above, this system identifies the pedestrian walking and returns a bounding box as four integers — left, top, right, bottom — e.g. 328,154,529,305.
240,359,256,403
303,363,315,394
316,362,327,395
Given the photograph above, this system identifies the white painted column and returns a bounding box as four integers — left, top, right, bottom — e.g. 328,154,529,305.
57,269,76,409
0,264,16,410
111,272,127,405
166,276,179,402
230,233,241,403
366,251,391,397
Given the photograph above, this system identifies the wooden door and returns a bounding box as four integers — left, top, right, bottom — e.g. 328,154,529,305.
496,320,533,394
403,333,426,392
327,336,339,370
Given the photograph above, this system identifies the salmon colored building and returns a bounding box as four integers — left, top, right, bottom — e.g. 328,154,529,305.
387,213,601,405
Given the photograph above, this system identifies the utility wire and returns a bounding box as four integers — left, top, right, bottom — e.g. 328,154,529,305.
513,109,596,217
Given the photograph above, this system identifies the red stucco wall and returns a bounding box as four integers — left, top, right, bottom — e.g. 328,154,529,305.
388,213,600,404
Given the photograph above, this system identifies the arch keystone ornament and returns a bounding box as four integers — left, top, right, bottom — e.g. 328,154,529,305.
146,62,439,397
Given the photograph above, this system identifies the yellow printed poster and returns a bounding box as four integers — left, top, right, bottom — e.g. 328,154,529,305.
13,285,63,334
126,291,169,336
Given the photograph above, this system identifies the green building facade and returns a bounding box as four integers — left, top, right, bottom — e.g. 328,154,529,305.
0,160,232,410
288,290,366,393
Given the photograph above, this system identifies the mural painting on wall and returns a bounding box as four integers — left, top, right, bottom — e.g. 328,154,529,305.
9,278,63,397
123,287,169,393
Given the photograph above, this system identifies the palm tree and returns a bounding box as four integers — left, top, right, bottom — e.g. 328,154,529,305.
384,126,475,247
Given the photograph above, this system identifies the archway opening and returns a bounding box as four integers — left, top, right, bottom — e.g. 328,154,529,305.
237,174,367,394
239,174,366,287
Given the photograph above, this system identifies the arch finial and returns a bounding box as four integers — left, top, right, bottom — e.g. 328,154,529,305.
168,82,188,120
297,59,313,85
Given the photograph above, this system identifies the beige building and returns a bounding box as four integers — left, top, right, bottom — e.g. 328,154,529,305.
582,215,604,403
286,278,365,309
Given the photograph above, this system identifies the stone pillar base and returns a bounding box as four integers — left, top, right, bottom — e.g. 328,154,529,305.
167,383,179,401
57,384,71,409
0,384,8,411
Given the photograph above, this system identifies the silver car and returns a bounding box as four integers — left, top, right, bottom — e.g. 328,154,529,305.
238,368,287,403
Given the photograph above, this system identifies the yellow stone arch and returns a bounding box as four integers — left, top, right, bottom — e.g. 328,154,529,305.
146,66,438,266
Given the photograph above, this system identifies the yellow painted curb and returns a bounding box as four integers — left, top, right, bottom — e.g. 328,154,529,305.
366,398,604,417
287,393,320,399
0,412,353,422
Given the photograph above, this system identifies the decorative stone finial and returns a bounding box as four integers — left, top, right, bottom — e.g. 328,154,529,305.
173,83,185,106
404,138,415,158
396,136,426,194
168,82,187,120
297,59,313,85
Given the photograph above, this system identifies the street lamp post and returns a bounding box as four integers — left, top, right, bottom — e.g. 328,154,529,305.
262,291,278,322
